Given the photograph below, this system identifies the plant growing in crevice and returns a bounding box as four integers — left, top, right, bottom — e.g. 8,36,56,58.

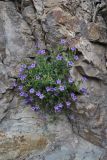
15,39,87,115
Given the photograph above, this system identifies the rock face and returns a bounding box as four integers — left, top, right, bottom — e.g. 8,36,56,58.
0,0,107,159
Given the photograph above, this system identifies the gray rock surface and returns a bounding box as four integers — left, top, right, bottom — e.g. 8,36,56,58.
0,0,107,159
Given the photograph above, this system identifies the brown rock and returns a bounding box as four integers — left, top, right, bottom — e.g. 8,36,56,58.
88,23,107,44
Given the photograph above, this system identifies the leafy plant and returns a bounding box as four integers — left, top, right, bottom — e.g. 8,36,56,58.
15,39,87,115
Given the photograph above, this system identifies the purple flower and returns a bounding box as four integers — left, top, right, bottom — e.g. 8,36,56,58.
68,78,74,84
30,63,36,68
37,49,45,55
24,93,28,97
31,106,36,111
18,85,23,90
31,105,40,111
46,87,52,92
59,85,65,91
66,101,71,108
52,87,57,91
68,61,74,66
36,91,41,97
58,103,63,108
28,63,36,69
71,92,77,101
72,95,77,101
56,54,63,60
29,88,35,94
74,55,79,61
54,103,63,112
80,87,87,95
19,92,25,97
71,47,76,51
19,67,24,73
71,92,75,97
39,94,45,99
46,87,57,92
54,106,60,112
60,39,66,44
20,74,27,80
56,79,61,84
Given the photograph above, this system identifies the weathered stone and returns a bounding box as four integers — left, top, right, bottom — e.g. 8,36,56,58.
22,5,36,24
22,0,32,8
75,37,106,71
42,7,88,45
1,1,35,66
0,0,107,159
0,99,104,160
32,0,44,18
87,22,107,44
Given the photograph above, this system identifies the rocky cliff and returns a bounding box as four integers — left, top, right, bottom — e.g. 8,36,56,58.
0,0,107,159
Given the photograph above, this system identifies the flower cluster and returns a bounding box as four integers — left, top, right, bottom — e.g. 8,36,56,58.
15,39,87,114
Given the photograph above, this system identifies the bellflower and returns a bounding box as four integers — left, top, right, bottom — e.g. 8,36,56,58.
36,91,41,97
39,94,45,99
29,88,35,94
71,92,77,101
60,39,66,44
68,78,74,84
56,54,63,60
72,96,77,101
16,40,85,115
18,85,23,90
28,63,36,69
19,92,25,97
58,103,63,108
20,74,27,80
71,47,76,51
31,106,40,111
59,85,65,91
74,55,79,61
37,49,45,55
24,93,28,97
56,79,61,84
54,105,61,112
46,87,52,92
54,103,63,112
68,61,74,66
19,67,24,73
30,63,36,68
66,101,71,108
52,87,57,91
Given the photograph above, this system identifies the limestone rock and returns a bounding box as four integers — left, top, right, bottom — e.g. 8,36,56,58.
87,22,107,44
0,0,107,159
0,99,104,160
